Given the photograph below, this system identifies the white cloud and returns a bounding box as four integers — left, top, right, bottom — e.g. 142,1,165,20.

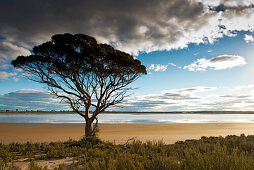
148,63,176,72
244,34,254,43
168,86,218,94
1,89,69,111
148,64,168,72
12,77,19,82
138,26,148,34
17,89,43,93
113,86,217,111
0,71,17,80
183,55,247,71
168,63,177,67
111,84,254,111
4,85,254,111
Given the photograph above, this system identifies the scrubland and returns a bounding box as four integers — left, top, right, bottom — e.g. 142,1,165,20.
1,134,254,169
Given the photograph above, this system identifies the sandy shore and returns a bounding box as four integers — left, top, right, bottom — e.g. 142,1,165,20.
1,123,254,144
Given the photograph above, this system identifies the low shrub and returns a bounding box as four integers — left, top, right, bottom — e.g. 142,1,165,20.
3,135,254,169
0,146,15,164
28,160,48,170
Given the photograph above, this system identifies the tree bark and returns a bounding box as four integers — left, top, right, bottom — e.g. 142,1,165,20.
84,107,93,137
85,119,93,137
92,117,98,136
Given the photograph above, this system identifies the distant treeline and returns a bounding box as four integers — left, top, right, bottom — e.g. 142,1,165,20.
103,111,254,114
0,110,76,114
1,110,254,114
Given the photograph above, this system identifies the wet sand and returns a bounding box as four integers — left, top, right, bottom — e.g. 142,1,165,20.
0,123,254,144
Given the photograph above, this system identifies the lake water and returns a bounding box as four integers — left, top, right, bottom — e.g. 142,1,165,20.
1,113,254,123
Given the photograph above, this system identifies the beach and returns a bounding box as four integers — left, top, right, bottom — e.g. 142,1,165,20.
1,123,254,144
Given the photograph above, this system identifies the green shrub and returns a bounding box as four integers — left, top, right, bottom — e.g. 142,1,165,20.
75,136,103,148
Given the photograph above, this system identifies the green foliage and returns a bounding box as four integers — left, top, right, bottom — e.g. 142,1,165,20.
12,33,147,76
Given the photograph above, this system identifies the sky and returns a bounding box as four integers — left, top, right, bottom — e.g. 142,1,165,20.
1,0,254,111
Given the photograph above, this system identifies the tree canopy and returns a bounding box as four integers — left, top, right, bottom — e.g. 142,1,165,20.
12,33,146,136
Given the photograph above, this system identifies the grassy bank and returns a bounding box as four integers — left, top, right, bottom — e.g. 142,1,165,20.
1,134,254,169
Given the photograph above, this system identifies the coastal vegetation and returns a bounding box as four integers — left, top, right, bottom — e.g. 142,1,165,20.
2,134,254,169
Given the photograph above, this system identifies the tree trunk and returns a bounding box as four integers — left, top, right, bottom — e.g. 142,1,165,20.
85,119,93,137
84,109,99,137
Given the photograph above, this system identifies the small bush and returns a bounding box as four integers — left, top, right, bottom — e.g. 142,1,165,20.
75,136,103,148
28,160,48,170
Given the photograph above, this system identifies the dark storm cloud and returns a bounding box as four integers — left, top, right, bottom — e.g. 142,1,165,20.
1,0,254,77
209,3,254,13
0,0,204,41
0,0,206,60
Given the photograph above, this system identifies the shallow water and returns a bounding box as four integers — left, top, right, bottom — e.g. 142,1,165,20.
1,113,254,123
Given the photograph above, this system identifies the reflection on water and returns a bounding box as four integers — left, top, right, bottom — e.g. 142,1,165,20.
1,113,254,123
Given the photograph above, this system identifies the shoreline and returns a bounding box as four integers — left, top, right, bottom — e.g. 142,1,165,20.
1,123,254,144
2,111,254,115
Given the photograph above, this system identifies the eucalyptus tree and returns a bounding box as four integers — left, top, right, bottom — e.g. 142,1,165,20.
12,33,146,136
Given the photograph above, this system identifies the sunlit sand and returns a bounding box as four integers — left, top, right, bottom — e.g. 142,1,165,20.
1,123,254,144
